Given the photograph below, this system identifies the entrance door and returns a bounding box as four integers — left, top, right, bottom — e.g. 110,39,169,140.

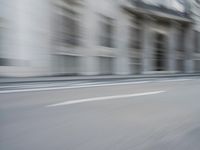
153,33,167,71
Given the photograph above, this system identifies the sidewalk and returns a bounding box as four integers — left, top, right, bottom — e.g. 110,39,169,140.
0,73,200,84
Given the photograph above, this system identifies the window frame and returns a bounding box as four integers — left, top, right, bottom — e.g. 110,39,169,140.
99,15,115,48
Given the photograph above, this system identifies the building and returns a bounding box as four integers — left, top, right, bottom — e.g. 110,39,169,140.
0,0,199,77
190,0,200,72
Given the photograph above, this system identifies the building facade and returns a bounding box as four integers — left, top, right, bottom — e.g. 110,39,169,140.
0,0,200,77
190,0,200,72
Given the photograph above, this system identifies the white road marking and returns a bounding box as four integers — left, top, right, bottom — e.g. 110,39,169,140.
157,78,193,83
0,81,151,94
46,91,165,107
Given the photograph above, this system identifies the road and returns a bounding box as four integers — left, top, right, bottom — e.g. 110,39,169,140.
1,77,200,150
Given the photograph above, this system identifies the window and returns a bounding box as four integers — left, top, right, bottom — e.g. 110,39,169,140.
177,28,184,51
0,58,9,66
56,1,80,47
194,31,200,53
99,16,114,48
153,33,167,71
129,27,141,49
195,60,200,72
61,14,79,46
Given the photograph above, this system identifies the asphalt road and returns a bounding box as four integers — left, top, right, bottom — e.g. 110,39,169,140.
1,77,200,150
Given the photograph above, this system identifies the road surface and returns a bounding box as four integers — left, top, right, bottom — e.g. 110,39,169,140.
1,77,200,150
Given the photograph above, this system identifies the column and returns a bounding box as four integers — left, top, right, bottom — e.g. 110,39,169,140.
184,24,194,73
79,2,99,75
114,10,131,75
0,0,52,76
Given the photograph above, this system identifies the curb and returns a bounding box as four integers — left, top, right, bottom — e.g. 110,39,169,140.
0,74,200,84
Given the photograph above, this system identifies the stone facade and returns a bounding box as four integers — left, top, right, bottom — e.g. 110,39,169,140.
0,0,199,77
190,0,200,72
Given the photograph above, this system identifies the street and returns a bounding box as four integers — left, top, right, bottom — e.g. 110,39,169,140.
1,77,200,150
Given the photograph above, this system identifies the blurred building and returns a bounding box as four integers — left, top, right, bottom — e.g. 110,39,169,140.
190,0,200,72
0,0,200,77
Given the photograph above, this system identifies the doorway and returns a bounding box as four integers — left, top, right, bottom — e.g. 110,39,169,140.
153,33,167,71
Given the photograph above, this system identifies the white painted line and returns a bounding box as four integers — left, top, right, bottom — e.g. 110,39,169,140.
46,91,165,107
73,81,150,86
0,85,21,88
158,79,193,83
0,81,151,94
